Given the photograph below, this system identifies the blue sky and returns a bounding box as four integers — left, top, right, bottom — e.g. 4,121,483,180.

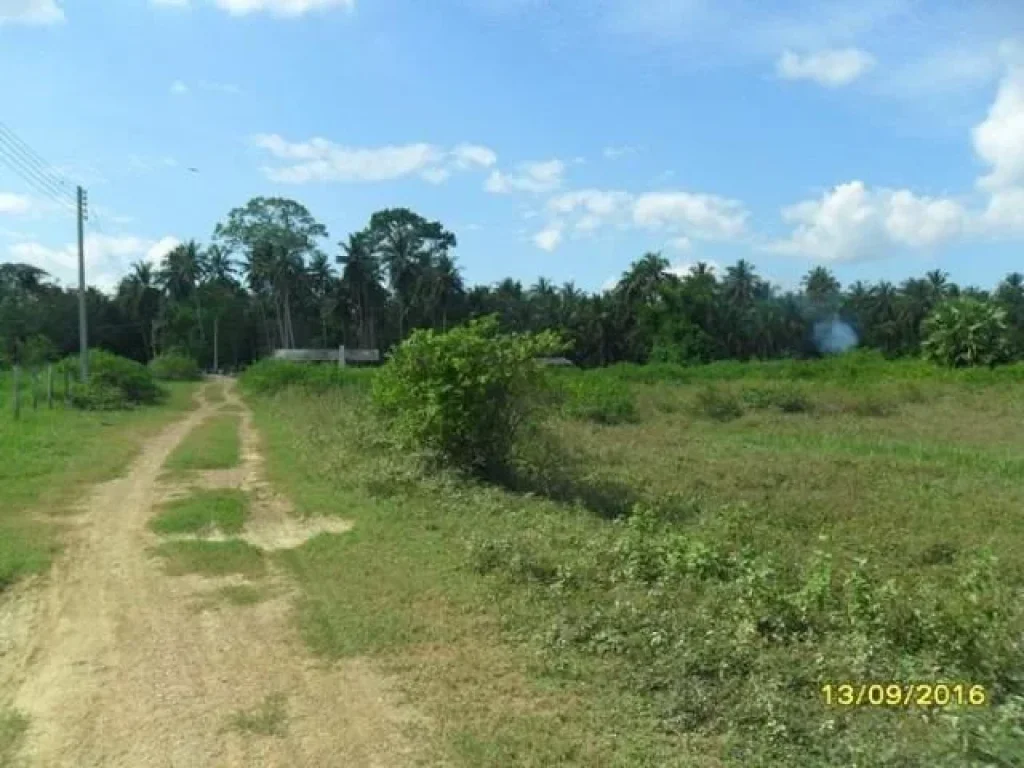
0,0,1022,294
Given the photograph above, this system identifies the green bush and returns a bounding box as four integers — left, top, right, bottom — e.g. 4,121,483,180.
556,372,638,425
694,386,744,422
922,299,1012,368
371,316,564,477
239,359,373,395
58,349,162,409
149,352,201,381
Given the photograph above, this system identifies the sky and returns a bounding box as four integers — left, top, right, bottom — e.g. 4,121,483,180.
0,0,1022,295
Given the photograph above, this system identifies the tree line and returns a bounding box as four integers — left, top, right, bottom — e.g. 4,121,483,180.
2,195,1023,369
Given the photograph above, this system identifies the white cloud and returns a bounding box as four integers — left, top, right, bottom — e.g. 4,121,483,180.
983,188,1024,232
0,193,33,216
485,159,565,194
776,48,875,87
770,181,966,261
253,134,497,185
171,80,190,95
213,0,354,16
451,144,498,169
533,225,563,252
973,62,1024,191
0,0,64,25
6,233,179,292
152,0,353,14
548,188,630,217
667,236,692,251
632,191,749,240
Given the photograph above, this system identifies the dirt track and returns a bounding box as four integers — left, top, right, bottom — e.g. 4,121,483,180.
0,379,426,768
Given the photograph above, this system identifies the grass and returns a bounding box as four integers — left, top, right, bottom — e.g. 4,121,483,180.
0,377,198,590
152,539,266,578
227,693,288,737
216,584,271,606
163,413,241,474
204,380,226,404
0,709,28,766
149,489,249,536
242,362,1024,767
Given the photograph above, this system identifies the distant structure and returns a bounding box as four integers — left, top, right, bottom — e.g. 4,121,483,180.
272,347,382,367
537,356,576,367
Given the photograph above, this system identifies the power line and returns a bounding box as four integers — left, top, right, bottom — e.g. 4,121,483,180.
0,122,76,195
0,143,77,213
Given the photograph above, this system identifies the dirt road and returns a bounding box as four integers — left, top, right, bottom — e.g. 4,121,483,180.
0,379,427,768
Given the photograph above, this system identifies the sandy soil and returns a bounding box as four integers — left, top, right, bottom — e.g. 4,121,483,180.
0,378,430,768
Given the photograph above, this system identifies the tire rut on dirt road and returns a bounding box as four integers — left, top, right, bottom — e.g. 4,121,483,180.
1,379,431,768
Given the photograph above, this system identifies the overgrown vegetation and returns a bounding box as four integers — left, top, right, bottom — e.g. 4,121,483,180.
243,351,1024,767
148,351,202,381
371,316,563,477
149,489,249,536
55,349,164,410
163,413,241,473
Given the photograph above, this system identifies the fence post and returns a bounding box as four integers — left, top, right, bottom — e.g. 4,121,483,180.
47,365,54,409
32,370,39,410
339,345,346,369
13,365,20,420
64,367,71,406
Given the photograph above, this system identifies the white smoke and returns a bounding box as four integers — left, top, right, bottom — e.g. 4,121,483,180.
812,315,859,355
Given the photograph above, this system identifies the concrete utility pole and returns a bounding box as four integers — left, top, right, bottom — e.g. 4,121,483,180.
77,185,89,381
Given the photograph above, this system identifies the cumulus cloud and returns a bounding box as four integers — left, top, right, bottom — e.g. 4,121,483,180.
252,134,498,184
770,181,966,261
533,225,563,252
973,62,1024,192
485,159,565,194
632,191,749,240
776,48,875,87
0,193,33,216
6,233,180,292
0,0,64,25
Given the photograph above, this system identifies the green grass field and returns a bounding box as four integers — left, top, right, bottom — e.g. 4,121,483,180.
243,361,1024,767
149,489,249,536
0,376,199,590
152,539,266,578
163,413,242,474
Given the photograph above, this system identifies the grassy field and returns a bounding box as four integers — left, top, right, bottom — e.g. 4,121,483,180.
163,413,242,474
149,489,250,536
242,360,1024,766
0,374,199,590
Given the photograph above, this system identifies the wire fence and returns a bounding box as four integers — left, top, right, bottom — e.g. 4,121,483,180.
0,364,75,420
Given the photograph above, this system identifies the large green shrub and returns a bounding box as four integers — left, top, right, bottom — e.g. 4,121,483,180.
58,349,163,409
922,299,1012,368
371,316,564,477
149,351,202,381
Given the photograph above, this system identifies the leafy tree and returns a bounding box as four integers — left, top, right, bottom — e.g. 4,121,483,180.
922,298,1012,368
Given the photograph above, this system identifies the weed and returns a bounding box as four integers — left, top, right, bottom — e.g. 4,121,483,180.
149,489,249,536
164,414,241,473
694,386,744,421
228,693,288,737
152,539,266,578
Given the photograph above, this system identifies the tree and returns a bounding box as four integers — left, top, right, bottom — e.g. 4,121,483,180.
361,208,456,339
214,197,329,350
922,298,1011,368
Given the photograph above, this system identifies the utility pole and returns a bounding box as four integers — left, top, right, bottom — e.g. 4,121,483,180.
213,316,219,374
77,185,89,381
